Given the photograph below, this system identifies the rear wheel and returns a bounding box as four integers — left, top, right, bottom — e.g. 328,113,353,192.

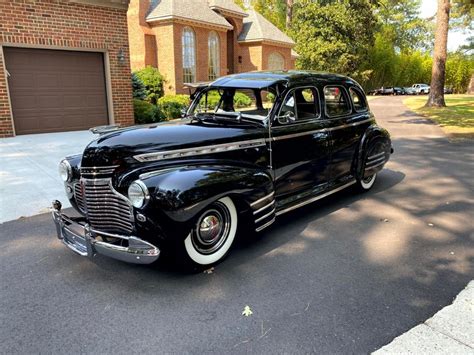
184,197,237,266
358,173,377,191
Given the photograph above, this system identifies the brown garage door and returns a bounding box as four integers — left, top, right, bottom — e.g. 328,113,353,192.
4,47,109,135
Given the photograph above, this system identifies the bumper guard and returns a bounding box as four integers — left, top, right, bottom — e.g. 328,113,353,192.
51,200,160,264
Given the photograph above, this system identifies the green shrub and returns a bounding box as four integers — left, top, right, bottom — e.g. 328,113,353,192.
133,99,164,124
234,92,252,107
134,66,165,104
158,95,190,119
131,73,146,100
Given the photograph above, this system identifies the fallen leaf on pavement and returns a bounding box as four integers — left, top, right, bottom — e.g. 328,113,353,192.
203,267,214,274
242,305,253,317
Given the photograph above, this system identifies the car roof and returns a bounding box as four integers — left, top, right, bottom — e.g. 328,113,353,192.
210,70,358,89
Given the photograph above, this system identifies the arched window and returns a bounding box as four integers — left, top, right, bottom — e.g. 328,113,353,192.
208,32,220,80
182,27,196,83
268,52,285,71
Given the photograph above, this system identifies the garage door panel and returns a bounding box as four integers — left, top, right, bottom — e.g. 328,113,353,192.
4,47,109,134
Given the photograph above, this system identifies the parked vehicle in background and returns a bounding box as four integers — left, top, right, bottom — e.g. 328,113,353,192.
444,87,453,94
51,71,392,267
403,87,417,95
412,84,430,94
393,87,405,95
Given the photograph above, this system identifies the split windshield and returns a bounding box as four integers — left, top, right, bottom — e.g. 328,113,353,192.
190,87,276,121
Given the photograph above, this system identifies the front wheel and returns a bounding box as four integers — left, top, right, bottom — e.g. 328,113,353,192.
184,197,238,266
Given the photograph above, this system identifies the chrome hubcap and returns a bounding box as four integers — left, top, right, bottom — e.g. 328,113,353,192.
199,214,222,243
192,203,231,255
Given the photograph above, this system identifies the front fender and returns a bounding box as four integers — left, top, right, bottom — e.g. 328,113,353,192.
355,125,392,180
140,165,274,225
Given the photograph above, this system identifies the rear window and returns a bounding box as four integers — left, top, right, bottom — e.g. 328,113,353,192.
349,87,368,112
324,86,351,117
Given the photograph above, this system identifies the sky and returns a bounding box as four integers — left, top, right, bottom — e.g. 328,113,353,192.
420,0,472,51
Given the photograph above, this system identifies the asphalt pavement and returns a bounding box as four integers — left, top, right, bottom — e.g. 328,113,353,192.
0,96,473,353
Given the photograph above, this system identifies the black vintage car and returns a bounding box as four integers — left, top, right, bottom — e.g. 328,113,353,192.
52,71,392,267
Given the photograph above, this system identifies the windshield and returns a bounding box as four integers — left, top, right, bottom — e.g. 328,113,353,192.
189,87,276,121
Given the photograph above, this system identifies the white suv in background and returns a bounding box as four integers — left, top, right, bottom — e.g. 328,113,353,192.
412,84,430,94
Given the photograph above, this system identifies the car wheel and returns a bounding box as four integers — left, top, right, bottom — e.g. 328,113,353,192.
358,173,377,191
184,197,238,266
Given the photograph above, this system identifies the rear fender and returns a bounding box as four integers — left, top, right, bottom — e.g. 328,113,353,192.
355,125,392,180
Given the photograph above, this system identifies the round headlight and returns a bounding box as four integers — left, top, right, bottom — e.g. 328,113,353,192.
128,181,149,208
58,159,72,182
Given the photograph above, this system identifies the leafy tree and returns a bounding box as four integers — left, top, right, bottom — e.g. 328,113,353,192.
134,66,165,104
291,0,377,79
131,73,146,100
375,0,433,51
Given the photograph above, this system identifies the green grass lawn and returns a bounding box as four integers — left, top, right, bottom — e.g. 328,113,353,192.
404,95,474,138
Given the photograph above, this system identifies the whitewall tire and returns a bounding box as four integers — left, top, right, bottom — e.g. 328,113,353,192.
359,173,377,191
184,197,238,266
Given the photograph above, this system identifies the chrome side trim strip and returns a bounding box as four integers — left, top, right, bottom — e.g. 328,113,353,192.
365,161,385,170
255,207,276,223
367,152,385,160
253,200,275,215
272,118,373,142
276,181,356,216
134,139,266,162
250,191,275,207
366,156,385,167
255,217,276,232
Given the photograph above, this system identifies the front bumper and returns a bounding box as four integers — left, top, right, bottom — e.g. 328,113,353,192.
51,201,160,264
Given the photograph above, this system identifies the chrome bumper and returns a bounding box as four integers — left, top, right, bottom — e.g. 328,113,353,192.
51,201,160,264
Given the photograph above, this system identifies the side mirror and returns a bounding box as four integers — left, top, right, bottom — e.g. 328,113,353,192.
181,107,188,118
278,111,296,124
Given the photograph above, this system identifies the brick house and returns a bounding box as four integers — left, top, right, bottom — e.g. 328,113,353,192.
0,0,135,137
128,0,296,94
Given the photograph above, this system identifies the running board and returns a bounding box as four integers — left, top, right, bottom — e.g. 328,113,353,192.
275,180,356,216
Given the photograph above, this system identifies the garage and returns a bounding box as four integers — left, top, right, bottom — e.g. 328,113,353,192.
3,47,109,135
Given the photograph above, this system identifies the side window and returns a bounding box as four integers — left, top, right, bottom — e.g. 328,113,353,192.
279,93,296,123
279,87,320,124
349,87,368,112
294,87,319,120
324,86,351,117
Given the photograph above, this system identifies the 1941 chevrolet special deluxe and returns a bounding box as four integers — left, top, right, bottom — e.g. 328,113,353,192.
52,71,392,267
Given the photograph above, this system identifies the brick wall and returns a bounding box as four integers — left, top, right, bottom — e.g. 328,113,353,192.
0,0,134,137
261,43,292,70
154,22,228,95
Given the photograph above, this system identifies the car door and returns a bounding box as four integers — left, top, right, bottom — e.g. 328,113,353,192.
271,86,333,203
324,85,373,182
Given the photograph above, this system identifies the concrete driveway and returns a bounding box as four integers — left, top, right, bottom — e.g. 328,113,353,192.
0,131,95,223
0,97,472,353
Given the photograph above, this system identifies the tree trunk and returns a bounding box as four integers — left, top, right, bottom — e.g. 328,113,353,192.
286,0,293,30
426,0,450,107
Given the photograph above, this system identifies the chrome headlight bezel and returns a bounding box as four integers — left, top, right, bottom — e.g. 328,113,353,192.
58,159,72,182
128,180,150,209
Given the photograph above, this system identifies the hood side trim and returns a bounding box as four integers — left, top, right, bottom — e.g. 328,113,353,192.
133,138,266,163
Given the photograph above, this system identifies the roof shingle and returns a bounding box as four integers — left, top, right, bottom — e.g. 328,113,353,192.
238,10,295,46
146,0,233,29
208,0,248,18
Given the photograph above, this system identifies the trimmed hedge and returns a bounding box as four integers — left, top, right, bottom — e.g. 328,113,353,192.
134,66,165,104
133,99,164,124
157,95,190,119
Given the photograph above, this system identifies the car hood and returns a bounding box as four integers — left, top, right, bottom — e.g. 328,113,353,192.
81,119,266,167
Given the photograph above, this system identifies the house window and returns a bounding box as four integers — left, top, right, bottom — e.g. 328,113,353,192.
208,32,220,80
268,52,285,71
182,27,196,83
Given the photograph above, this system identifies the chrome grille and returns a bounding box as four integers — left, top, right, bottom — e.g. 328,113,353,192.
81,178,134,234
80,165,119,179
73,182,86,213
